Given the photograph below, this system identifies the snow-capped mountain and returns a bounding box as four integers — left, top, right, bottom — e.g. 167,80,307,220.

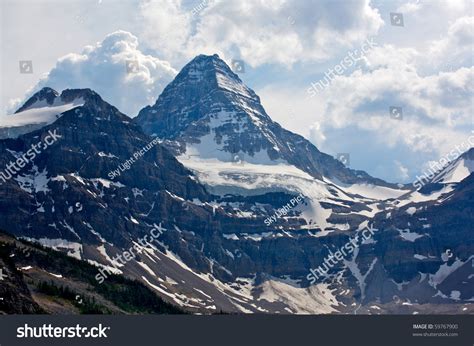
135,54,392,187
394,148,474,209
0,56,472,315
0,88,85,139
15,87,63,113
432,148,474,184
131,54,472,313
0,88,209,242
134,54,412,236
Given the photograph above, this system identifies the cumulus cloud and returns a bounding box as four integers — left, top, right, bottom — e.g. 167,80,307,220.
319,47,471,169
138,0,383,67
138,0,191,63
396,1,422,14
428,16,474,71
19,30,177,116
259,40,473,182
395,160,410,180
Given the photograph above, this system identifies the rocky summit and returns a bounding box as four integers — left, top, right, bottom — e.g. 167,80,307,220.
135,54,389,186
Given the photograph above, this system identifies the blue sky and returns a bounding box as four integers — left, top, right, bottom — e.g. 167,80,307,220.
1,0,472,183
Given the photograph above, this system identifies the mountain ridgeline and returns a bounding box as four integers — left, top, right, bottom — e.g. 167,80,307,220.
0,54,472,314
134,54,390,186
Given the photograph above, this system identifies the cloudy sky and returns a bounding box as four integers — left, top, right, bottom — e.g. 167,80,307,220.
1,0,472,183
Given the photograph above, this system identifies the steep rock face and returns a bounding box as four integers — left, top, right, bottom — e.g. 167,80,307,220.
363,170,474,305
0,88,210,247
134,54,389,186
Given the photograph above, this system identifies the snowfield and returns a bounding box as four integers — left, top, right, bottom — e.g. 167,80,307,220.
0,98,84,129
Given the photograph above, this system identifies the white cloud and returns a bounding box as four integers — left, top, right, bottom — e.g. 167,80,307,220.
316,45,473,153
428,16,474,71
259,40,473,182
138,0,192,63
396,1,422,14
395,160,410,180
14,31,176,116
138,0,383,66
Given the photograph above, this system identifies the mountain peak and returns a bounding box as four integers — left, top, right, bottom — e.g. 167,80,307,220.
430,146,474,184
15,87,60,113
134,54,393,187
169,53,255,99
187,53,228,70
135,52,265,140
192,53,221,61
181,53,229,76
15,88,111,115
2,88,126,140
54,88,127,122
59,88,103,106
38,86,59,96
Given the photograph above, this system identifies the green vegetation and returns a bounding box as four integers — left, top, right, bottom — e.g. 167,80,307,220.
36,281,107,314
0,231,184,314
95,276,183,314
